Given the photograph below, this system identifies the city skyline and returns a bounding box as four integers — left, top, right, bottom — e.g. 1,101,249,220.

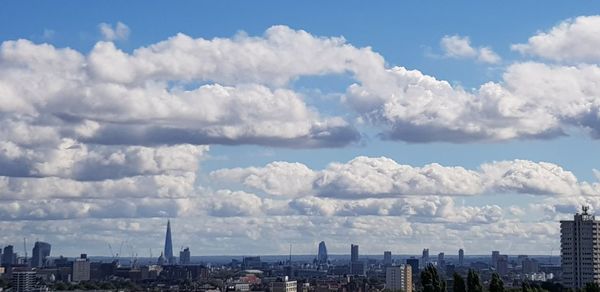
2,1,600,256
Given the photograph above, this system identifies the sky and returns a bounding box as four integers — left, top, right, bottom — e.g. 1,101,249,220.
2,1,600,257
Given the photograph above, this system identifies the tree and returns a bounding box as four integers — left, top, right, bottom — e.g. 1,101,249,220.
467,269,483,292
421,264,446,292
453,273,467,292
489,273,504,292
585,282,600,292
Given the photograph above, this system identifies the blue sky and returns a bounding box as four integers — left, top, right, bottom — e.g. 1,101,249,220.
2,1,600,256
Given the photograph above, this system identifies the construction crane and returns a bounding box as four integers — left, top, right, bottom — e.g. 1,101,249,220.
108,243,115,259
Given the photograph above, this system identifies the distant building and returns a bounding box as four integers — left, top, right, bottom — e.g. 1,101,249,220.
523,258,539,274
386,265,412,292
2,245,15,266
422,248,429,268
270,277,297,292
496,255,508,276
406,258,419,275
491,250,500,269
437,252,445,269
384,251,392,267
12,271,37,292
180,247,191,265
72,254,91,282
31,241,51,268
561,206,600,289
458,249,464,267
317,241,328,264
243,256,262,269
350,261,365,276
164,220,175,264
351,244,359,262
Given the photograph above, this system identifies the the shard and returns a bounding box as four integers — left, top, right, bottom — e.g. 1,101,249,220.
164,220,174,264
317,241,328,264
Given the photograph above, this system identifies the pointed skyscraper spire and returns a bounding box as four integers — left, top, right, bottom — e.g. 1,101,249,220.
164,220,174,264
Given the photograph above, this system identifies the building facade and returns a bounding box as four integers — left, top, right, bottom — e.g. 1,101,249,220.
179,247,191,265
72,255,91,282
31,241,51,268
561,207,600,288
12,271,37,292
458,249,464,267
386,265,412,292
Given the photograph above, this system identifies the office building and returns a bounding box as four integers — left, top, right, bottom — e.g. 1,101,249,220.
458,249,464,267
523,258,539,274
72,254,91,282
422,248,430,268
561,206,600,288
496,255,508,276
270,276,297,292
243,256,262,269
12,271,37,292
317,241,328,264
164,220,175,264
386,265,412,292
406,258,419,275
180,247,191,265
437,252,445,268
31,241,51,268
491,250,500,269
2,245,15,266
351,244,359,262
384,251,392,267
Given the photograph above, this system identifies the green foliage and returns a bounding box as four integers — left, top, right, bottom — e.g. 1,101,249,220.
467,269,483,292
585,283,600,292
421,264,446,292
453,273,467,292
489,273,504,292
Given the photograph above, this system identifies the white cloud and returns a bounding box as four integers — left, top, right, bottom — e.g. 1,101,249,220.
98,21,130,41
211,156,600,199
440,35,501,64
512,15,600,63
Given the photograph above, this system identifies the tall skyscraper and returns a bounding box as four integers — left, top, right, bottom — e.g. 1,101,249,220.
72,254,91,282
561,206,600,288
317,241,328,264
350,244,364,275
179,247,191,265
406,258,419,274
2,245,15,266
164,220,174,264
491,250,500,269
385,265,412,292
384,251,392,266
31,241,51,268
437,252,445,268
351,244,359,262
458,249,464,267
422,248,429,268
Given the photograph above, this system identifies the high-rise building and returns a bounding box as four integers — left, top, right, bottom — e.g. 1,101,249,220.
12,271,37,292
406,258,419,275
243,256,262,269
351,244,359,262
561,206,600,288
179,247,190,265
422,249,429,268
491,250,500,269
522,258,539,274
72,254,91,282
386,265,412,292
458,249,464,267
384,251,392,267
496,255,508,276
31,241,51,268
164,220,175,264
317,241,328,264
437,252,445,269
2,245,15,266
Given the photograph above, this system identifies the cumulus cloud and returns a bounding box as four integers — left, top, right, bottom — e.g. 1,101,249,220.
440,35,501,64
98,21,130,41
211,156,600,199
512,15,600,63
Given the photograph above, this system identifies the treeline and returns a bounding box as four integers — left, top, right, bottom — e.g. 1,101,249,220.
419,264,595,292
